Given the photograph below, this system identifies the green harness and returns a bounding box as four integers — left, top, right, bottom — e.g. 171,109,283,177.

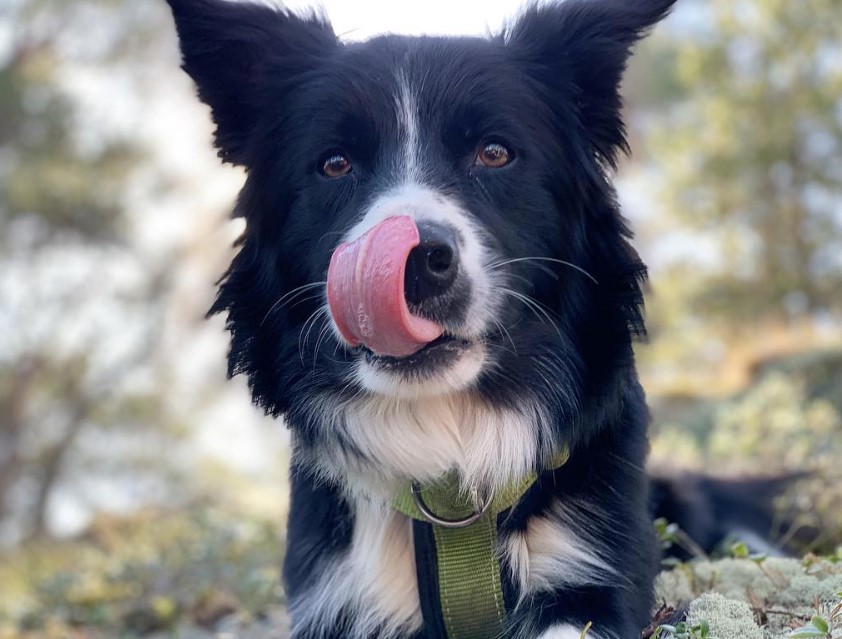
393,448,570,639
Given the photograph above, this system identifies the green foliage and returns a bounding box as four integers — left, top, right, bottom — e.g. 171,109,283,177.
0,1,145,240
645,0,842,322
755,351,842,415
729,542,767,565
0,509,284,637
709,373,840,470
710,372,842,550
788,617,830,639
788,596,841,639
655,518,708,564
654,619,715,639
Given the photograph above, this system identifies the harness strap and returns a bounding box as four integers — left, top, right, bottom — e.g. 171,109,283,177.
393,448,570,639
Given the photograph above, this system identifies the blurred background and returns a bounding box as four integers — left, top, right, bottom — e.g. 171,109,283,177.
0,0,839,636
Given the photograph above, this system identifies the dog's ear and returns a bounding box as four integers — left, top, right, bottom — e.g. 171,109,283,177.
165,0,337,165
505,0,676,167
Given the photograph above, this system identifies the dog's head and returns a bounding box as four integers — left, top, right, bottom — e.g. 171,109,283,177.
167,0,674,481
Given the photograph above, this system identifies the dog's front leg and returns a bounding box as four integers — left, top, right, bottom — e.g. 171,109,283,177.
535,625,603,639
512,587,645,639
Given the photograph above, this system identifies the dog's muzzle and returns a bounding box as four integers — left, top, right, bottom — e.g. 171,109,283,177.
327,216,466,358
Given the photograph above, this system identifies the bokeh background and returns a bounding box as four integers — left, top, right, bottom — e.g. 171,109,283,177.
0,0,840,637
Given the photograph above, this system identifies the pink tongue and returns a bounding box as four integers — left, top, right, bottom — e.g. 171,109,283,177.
327,216,444,357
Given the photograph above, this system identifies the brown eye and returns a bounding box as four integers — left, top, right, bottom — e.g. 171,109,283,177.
321,153,352,178
476,142,512,168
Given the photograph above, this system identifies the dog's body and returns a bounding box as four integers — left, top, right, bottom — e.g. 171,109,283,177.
165,1,679,637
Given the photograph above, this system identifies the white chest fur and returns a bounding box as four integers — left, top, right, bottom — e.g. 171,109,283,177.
288,496,616,639
303,390,543,500
288,499,422,639
290,394,617,639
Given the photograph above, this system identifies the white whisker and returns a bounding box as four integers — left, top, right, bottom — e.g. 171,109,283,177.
497,287,564,340
260,281,327,327
491,318,518,356
490,257,599,285
299,306,330,364
313,315,334,369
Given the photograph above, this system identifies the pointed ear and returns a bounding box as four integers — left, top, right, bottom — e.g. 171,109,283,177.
505,0,676,167
165,0,337,164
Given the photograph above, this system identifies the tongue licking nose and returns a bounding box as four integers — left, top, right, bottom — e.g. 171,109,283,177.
327,216,444,357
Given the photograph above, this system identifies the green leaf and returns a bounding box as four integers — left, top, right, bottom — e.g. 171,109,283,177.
788,626,828,638
731,542,749,559
811,616,829,633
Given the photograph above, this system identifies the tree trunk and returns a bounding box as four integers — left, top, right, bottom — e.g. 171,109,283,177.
28,401,90,539
0,357,40,522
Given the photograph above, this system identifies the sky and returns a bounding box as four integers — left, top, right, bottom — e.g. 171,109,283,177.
283,0,525,39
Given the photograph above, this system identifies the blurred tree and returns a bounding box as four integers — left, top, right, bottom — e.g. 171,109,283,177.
643,0,842,323
0,0,193,542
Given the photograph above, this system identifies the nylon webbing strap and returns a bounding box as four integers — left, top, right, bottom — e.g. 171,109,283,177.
432,510,504,639
393,448,570,639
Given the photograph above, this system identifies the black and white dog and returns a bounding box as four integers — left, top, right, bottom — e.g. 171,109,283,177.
165,1,679,637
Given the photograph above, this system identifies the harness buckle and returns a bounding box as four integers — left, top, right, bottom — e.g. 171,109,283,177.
410,481,494,528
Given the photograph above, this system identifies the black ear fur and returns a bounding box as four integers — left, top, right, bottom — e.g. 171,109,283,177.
165,0,337,165
506,0,677,168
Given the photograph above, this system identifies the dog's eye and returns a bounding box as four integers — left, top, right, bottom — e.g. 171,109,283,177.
321,153,352,178
476,142,512,168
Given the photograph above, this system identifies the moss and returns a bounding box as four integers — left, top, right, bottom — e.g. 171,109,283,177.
686,593,762,639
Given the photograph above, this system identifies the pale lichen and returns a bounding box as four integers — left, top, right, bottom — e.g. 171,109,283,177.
655,558,842,639
686,593,762,639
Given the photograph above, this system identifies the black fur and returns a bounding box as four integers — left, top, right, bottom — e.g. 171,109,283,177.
650,471,807,560
165,1,682,637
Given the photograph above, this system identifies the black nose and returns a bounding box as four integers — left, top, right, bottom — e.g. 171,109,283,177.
404,221,459,306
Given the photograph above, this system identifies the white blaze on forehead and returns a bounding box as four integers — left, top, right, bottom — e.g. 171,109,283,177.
395,70,422,183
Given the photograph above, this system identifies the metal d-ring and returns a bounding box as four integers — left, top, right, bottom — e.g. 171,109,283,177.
410,481,494,529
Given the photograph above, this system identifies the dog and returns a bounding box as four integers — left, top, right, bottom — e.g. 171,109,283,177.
164,1,689,637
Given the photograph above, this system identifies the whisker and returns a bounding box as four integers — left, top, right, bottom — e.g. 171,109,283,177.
497,287,564,340
491,318,518,356
493,260,557,281
260,281,327,327
484,341,519,359
312,316,334,369
490,257,599,285
299,306,329,364
497,271,538,289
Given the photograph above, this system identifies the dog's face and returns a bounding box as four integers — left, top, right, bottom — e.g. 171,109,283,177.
167,0,673,476
283,35,594,399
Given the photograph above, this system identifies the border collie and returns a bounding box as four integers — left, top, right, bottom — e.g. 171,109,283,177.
165,1,680,637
